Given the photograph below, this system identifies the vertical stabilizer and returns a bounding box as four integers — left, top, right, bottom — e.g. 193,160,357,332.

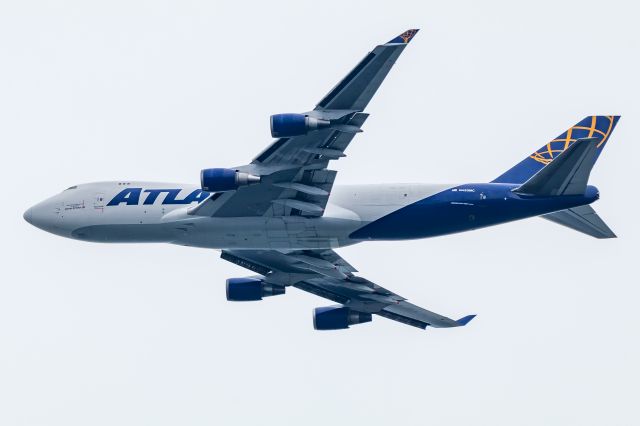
493,116,619,184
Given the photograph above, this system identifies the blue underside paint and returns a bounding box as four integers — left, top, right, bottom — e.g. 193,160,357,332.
350,183,599,240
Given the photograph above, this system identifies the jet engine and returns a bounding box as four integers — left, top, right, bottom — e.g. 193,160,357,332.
313,305,372,330
270,113,330,138
226,277,286,301
200,168,260,192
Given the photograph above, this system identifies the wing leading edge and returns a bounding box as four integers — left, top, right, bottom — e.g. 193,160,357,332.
191,29,420,218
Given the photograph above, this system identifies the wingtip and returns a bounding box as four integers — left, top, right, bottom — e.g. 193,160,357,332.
387,29,420,44
456,314,476,326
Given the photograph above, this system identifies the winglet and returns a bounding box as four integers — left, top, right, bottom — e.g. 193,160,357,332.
387,29,420,44
456,314,476,326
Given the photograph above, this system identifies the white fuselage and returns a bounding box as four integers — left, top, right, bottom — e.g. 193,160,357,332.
24,181,453,249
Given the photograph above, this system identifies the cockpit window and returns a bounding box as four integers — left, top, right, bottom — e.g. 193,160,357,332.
65,185,78,191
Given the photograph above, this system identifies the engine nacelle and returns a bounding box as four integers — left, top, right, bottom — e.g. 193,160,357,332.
200,168,260,192
313,305,372,330
270,113,330,138
226,277,285,301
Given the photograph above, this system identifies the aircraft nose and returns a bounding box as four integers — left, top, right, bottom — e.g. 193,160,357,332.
23,207,33,224
24,201,59,233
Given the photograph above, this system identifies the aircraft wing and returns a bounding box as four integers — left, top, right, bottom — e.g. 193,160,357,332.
221,249,475,330
190,29,419,218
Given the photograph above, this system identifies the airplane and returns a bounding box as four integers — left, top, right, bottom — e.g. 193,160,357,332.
24,29,620,331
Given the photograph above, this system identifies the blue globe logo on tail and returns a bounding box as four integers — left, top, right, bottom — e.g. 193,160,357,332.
530,115,618,165
493,115,620,184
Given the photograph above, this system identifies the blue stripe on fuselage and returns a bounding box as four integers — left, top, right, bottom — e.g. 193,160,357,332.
349,183,599,240
106,188,210,206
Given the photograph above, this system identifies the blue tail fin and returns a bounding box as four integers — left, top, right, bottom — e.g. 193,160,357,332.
493,116,620,184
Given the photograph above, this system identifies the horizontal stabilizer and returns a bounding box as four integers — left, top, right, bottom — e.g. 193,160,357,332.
514,137,599,196
542,205,616,239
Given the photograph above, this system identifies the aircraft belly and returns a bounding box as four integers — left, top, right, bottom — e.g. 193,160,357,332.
172,184,457,248
172,216,361,249
71,223,174,243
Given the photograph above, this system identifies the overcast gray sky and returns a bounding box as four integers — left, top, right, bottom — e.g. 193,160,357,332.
1,1,639,425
